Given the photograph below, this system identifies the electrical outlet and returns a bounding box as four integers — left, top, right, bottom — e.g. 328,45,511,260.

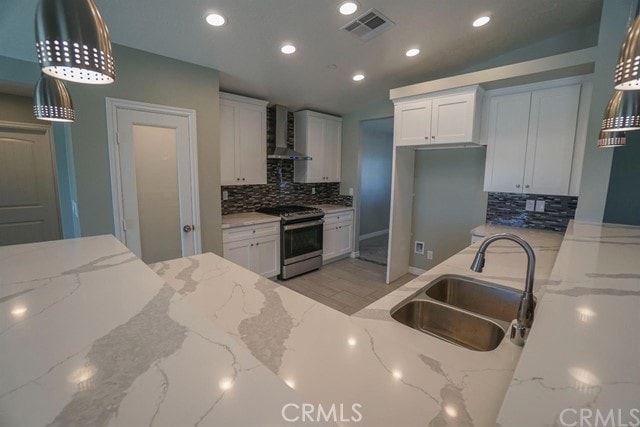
222,190,229,201
311,187,316,195
427,250,433,260
72,201,78,218
349,187,354,196
535,200,546,212
414,241,425,255
525,200,535,212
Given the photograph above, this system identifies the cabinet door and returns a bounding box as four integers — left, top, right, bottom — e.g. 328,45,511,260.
394,100,432,146
322,225,338,261
431,93,475,144
305,116,326,183
237,104,267,185
334,221,353,257
483,92,531,193
223,239,252,270
523,85,580,196
252,234,280,277
219,102,238,185
324,119,342,182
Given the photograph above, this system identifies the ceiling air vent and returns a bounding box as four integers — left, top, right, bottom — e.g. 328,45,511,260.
341,9,394,41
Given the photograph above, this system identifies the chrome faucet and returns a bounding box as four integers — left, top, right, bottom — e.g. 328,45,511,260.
470,233,536,346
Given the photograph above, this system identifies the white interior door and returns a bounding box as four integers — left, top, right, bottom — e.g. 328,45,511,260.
0,124,61,246
109,101,200,264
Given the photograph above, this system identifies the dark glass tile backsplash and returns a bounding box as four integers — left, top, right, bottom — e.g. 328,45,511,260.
486,192,578,232
221,107,352,215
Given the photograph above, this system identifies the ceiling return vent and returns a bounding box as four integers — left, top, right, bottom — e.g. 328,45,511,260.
341,9,394,41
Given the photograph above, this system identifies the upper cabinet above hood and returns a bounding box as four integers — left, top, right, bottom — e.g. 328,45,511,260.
267,105,312,160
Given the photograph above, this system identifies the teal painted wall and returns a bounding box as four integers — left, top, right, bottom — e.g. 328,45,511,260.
603,132,640,225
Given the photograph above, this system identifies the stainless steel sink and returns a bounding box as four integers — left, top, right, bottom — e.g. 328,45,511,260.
424,275,524,323
390,275,530,351
391,300,506,351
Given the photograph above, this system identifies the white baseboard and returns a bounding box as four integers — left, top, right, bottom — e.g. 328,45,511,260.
359,229,389,241
350,251,360,258
408,266,427,275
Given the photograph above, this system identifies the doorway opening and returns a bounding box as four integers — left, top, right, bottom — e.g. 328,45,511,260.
358,117,393,265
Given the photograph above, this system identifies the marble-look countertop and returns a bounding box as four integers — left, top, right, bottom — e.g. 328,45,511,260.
154,226,563,426
0,236,329,427
312,204,354,214
471,222,563,239
221,212,280,229
497,221,640,427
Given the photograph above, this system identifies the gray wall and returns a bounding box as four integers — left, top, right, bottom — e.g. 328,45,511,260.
604,131,640,225
67,45,222,254
410,148,488,271
340,99,394,251
359,118,393,237
0,92,79,238
0,47,223,254
576,0,635,222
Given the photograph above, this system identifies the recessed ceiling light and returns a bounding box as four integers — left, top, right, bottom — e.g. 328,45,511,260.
281,44,296,54
339,1,359,15
205,13,226,27
472,15,491,27
405,48,420,57
352,73,365,81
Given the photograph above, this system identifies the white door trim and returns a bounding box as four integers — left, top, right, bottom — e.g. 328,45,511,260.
105,97,202,255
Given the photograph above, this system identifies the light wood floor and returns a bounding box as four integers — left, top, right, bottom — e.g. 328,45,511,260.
277,258,416,315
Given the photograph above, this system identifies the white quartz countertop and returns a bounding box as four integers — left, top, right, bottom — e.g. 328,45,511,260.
497,221,640,427
471,222,564,239
154,226,564,426
312,204,353,214
221,211,280,229
0,236,329,427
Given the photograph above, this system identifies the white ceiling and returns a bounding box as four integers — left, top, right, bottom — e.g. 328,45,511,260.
0,0,602,115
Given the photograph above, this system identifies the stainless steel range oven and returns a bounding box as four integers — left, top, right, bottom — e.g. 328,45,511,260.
256,205,324,279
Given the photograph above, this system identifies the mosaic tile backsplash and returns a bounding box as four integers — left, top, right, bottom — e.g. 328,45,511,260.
221,107,352,215
486,192,578,232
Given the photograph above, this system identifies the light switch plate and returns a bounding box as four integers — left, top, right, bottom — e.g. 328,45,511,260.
427,250,433,260
525,200,535,212
311,187,316,195
535,200,545,212
222,190,228,201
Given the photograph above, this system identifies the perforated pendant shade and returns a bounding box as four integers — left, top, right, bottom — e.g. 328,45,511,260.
601,90,640,132
35,0,115,84
615,14,640,90
597,131,626,148
33,74,76,122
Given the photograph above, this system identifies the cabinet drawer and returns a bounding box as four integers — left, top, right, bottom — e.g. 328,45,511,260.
323,210,353,225
222,222,280,243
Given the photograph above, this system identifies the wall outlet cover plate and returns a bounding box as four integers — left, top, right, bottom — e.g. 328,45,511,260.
535,200,545,212
525,200,535,212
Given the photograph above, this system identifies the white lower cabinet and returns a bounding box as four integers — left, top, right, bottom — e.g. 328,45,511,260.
322,211,353,262
222,222,280,277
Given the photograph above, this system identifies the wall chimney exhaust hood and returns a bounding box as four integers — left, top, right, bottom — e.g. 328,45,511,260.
267,105,312,160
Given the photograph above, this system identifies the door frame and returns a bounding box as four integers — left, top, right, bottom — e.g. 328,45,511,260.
105,98,202,255
0,120,62,240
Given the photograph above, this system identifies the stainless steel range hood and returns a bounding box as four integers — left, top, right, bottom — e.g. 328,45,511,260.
267,105,312,160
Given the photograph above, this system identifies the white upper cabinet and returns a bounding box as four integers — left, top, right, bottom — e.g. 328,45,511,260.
394,85,483,147
483,78,589,196
219,92,268,185
294,110,342,183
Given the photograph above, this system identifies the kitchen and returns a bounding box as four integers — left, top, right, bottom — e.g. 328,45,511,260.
1,1,639,426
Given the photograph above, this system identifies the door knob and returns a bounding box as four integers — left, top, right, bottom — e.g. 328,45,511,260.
183,225,194,232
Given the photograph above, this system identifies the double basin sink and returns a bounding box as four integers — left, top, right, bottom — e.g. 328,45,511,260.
391,275,531,351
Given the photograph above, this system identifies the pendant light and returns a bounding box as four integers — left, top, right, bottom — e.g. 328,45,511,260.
615,3,640,90
601,90,640,132
597,131,626,148
33,74,76,122
34,0,115,84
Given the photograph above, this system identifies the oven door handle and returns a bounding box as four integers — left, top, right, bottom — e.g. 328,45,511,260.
283,219,324,231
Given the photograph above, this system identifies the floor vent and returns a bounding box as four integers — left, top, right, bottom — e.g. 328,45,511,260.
341,9,394,41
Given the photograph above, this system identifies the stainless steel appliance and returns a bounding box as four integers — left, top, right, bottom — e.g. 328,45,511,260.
256,205,324,279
